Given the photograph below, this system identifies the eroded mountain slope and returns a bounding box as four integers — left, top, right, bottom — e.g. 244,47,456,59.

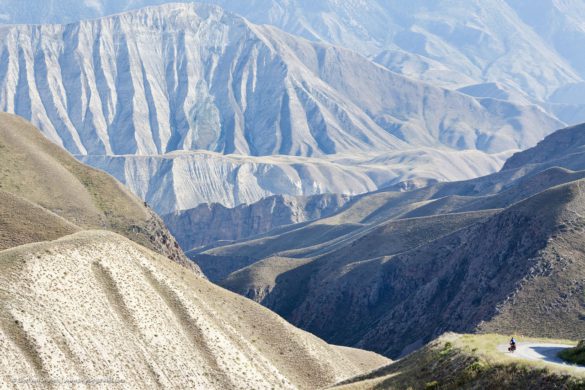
0,3,562,210
0,231,388,389
199,123,585,357
223,180,585,358
1,1,582,105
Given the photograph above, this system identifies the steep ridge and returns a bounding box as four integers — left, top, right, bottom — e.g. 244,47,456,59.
206,0,585,122
224,180,585,358
0,231,389,388
0,3,563,211
197,123,585,357
503,122,585,171
200,0,585,125
163,193,352,251
80,148,508,213
0,113,197,273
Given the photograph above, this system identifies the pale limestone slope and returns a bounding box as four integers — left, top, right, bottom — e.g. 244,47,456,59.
0,231,388,389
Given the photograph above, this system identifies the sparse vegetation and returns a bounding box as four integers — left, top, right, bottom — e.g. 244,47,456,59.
334,334,585,390
424,380,439,389
0,232,389,388
0,113,194,272
439,341,453,356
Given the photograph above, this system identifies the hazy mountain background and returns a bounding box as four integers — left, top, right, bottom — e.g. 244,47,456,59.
1,1,584,110
0,2,564,216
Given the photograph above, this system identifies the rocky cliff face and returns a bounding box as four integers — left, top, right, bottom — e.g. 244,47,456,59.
138,209,199,273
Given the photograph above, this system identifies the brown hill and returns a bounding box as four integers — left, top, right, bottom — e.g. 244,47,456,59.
0,113,198,273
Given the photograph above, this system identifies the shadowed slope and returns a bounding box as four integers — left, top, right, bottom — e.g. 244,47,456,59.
503,122,585,170
205,123,585,358
265,181,585,357
221,210,496,302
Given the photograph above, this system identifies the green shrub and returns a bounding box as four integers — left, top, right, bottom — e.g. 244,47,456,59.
558,341,585,365
439,341,453,357
466,361,485,374
424,380,440,389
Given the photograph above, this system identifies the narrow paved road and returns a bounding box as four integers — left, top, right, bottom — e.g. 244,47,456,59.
498,343,585,372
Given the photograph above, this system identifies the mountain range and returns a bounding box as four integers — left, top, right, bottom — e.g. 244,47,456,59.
193,121,585,357
0,2,565,214
0,113,389,388
1,1,585,387
1,0,584,120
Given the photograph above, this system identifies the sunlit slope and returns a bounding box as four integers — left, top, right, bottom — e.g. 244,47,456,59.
0,113,196,271
334,334,584,390
0,191,80,250
0,231,388,389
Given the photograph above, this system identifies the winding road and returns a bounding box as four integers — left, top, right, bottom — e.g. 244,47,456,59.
498,343,585,372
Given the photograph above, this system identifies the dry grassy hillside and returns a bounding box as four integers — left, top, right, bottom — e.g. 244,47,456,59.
334,334,585,390
0,191,80,250
0,113,197,273
0,231,388,389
